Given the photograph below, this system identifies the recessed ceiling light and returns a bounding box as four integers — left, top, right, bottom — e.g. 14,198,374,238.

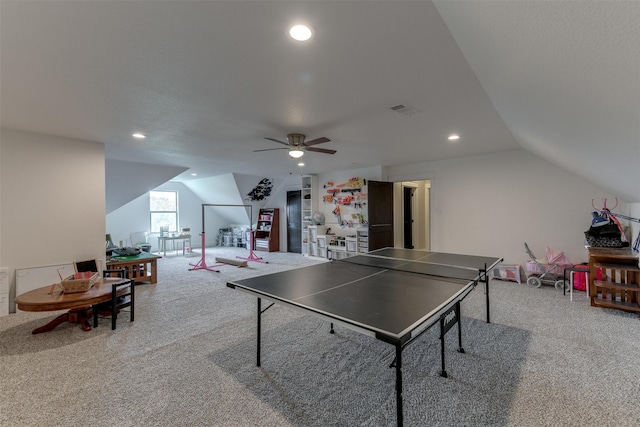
289,24,313,41
132,133,146,139
190,173,198,176
298,162,305,167
448,134,460,141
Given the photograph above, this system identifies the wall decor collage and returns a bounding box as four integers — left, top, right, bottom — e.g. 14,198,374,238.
321,177,368,228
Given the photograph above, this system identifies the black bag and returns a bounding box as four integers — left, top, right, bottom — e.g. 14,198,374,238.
588,222,621,237
585,218,625,247
584,231,624,248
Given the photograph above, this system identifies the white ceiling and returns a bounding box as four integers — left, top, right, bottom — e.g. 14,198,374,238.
2,1,639,201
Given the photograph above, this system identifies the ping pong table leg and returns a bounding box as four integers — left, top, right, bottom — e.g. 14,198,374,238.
257,298,262,367
394,344,404,427
456,303,465,354
483,265,491,323
439,329,448,378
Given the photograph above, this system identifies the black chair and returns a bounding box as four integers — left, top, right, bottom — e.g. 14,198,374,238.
93,269,135,330
74,259,99,273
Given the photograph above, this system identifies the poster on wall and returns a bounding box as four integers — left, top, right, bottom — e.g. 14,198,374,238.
321,177,368,228
245,178,273,202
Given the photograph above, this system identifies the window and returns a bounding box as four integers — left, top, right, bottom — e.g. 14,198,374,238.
150,191,178,233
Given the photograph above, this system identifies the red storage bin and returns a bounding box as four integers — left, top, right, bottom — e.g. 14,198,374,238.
572,265,587,291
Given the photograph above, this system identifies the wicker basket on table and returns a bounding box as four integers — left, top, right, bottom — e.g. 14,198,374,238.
60,272,100,293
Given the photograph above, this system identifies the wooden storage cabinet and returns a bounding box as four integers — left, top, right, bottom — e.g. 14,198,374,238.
588,248,640,315
254,208,279,252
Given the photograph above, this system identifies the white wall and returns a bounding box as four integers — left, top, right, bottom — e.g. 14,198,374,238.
106,181,207,251
0,129,105,312
385,149,625,265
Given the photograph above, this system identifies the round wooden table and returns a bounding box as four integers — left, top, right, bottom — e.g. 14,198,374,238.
15,277,129,334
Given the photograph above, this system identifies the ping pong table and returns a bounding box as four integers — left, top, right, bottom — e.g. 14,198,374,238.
226,248,502,426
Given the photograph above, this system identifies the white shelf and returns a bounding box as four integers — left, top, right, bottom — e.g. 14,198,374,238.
346,236,357,253
301,175,318,256
317,235,327,249
357,229,368,253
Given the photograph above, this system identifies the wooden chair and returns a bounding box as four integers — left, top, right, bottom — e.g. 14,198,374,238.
93,270,135,330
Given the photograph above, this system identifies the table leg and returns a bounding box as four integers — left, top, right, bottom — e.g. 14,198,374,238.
32,313,70,334
149,259,157,284
439,326,447,378
70,308,93,331
456,303,465,354
257,298,262,367
395,344,404,427
484,266,490,324
31,308,93,334
570,271,574,301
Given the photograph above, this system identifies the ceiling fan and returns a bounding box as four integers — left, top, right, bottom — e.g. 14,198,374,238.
254,133,336,158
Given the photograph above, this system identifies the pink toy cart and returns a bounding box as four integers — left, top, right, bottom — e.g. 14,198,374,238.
524,243,572,290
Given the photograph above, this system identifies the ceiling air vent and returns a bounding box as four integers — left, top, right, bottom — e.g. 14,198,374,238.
390,104,417,116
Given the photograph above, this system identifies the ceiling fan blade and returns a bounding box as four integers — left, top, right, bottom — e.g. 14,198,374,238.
303,137,330,147
307,147,336,155
264,137,290,146
253,147,289,152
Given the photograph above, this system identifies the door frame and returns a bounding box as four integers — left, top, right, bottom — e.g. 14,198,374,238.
392,180,430,250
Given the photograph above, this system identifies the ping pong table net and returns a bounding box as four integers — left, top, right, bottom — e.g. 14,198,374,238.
336,253,487,283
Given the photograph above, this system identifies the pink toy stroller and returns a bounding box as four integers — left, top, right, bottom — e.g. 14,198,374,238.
524,243,572,290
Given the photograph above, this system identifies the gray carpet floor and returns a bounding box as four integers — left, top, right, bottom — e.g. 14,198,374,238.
1,247,639,426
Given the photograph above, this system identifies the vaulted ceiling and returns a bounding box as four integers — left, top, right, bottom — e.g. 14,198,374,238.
2,1,639,201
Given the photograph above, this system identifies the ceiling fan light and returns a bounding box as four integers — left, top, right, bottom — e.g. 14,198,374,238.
289,149,304,158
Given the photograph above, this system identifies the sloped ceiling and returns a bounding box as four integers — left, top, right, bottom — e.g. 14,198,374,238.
184,173,285,225
105,159,187,214
434,0,640,202
2,1,638,201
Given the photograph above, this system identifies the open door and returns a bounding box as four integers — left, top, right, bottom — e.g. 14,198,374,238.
367,180,394,250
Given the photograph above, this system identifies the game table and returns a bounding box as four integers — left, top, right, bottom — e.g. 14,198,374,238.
15,277,130,334
106,251,161,284
227,248,502,426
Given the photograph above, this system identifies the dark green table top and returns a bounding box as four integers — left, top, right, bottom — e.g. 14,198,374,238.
107,251,161,264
